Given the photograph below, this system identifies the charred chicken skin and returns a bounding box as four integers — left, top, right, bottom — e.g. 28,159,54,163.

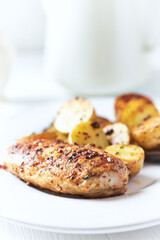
3,139,128,198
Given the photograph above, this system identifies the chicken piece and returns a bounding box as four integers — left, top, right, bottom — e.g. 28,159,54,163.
3,139,128,198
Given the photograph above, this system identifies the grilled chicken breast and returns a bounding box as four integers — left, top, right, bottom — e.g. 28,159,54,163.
3,139,128,198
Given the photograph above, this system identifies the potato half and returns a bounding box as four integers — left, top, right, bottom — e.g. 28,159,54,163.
54,98,96,133
105,144,144,178
69,121,108,149
103,123,130,145
132,116,160,150
115,98,159,130
114,93,153,120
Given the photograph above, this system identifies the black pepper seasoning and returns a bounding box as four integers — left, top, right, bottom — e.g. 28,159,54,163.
91,122,100,128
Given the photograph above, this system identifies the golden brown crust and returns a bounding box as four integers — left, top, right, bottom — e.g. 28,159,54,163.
115,96,159,130
131,116,160,150
114,93,153,121
3,139,128,198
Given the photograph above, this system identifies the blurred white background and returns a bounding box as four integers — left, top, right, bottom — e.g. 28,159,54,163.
0,0,45,51
0,0,159,52
0,0,47,100
0,0,160,100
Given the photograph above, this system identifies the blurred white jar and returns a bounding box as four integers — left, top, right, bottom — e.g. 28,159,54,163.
42,0,160,95
0,32,12,100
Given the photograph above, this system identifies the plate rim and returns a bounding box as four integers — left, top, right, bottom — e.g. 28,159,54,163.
1,215,160,234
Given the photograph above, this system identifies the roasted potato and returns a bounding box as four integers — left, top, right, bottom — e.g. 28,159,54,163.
96,116,113,128
69,121,108,149
55,132,68,142
105,144,144,178
115,97,159,130
54,97,96,133
103,123,130,145
45,122,68,142
132,116,160,150
46,116,111,135
114,93,153,120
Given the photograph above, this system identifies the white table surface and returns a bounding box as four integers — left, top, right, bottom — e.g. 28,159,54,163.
1,50,160,239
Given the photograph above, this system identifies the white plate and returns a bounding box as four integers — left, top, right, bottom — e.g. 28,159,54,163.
0,97,160,234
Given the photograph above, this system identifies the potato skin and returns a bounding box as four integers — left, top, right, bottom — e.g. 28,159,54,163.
96,116,113,128
45,123,68,142
114,93,152,120
132,116,160,150
115,97,159,130
105,144,144,178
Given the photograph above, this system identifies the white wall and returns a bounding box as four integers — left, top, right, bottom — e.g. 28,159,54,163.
0,0,45,50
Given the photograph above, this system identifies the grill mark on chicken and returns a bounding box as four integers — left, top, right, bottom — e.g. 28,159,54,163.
3,139,129,198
